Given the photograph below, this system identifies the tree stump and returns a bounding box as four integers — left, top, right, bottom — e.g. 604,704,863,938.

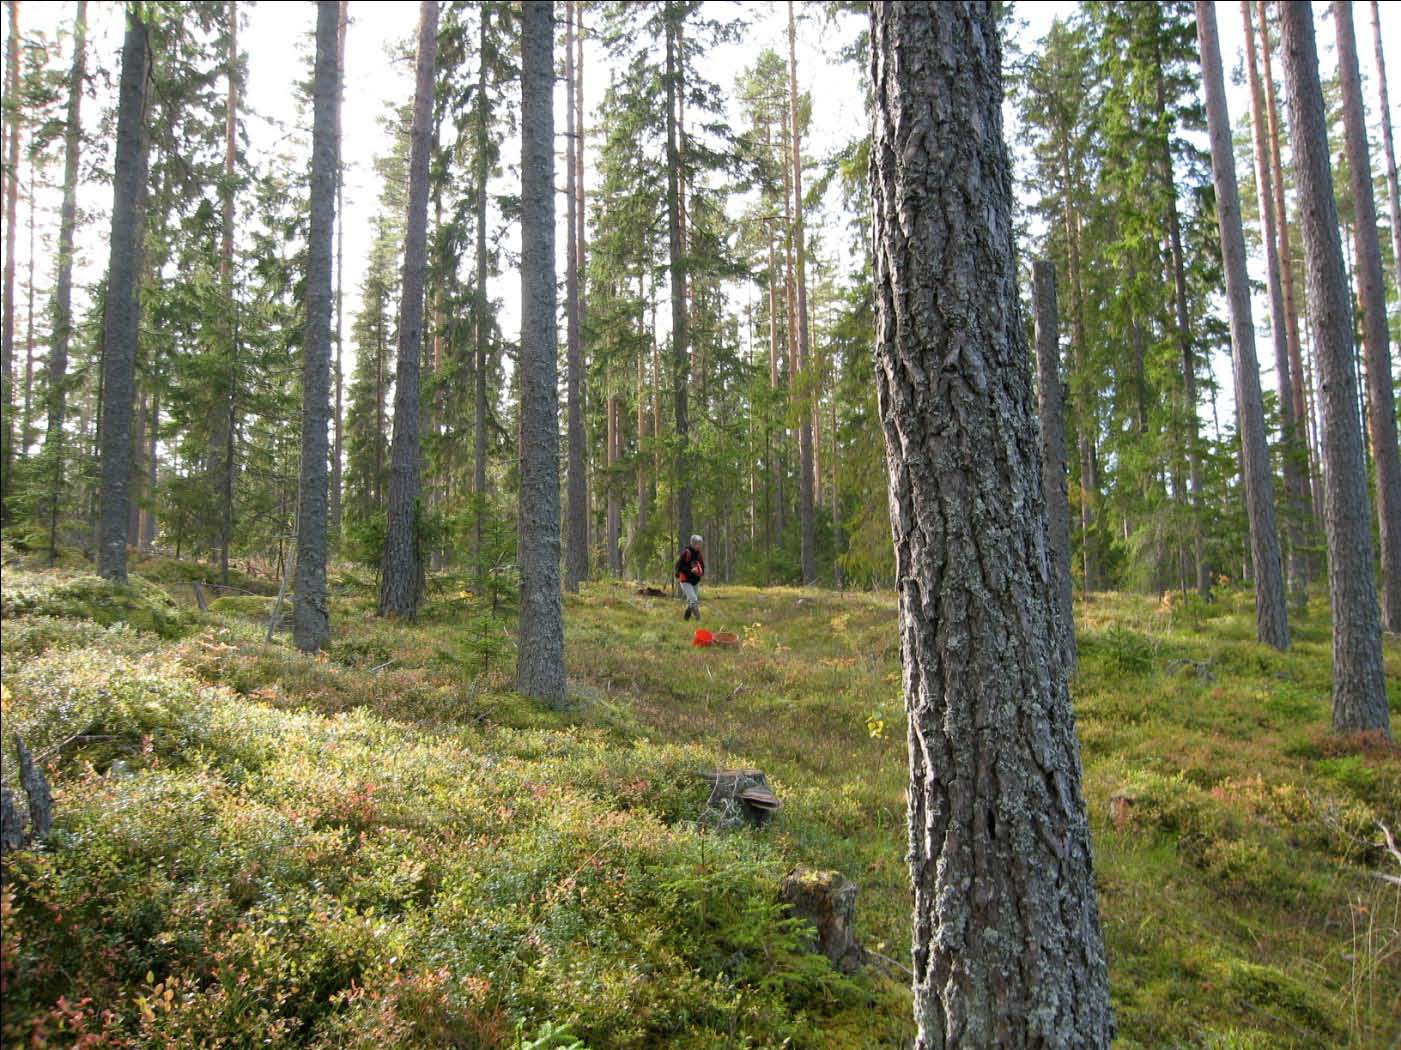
1108,793,1137,831
1,788,24,853
15,736,52,841
780,867,864,973
697,769,782,829
2,735,54,855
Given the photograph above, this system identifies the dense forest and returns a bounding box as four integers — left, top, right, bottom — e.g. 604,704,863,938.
1,1,1398,1047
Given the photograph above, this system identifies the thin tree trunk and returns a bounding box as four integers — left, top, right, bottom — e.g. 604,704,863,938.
218,0,238,587
1059,145,1098,593
473,6,490,579
788,0,815,586
46,0,85,565
576,0,589,574
379,0,437,620
1259,1,1314,506
1242,0,1309,610
1335,0,1401,634
516,0,565,705
1370,0,1401,297
331,0,347,537
2,0,21,516
129,393,145,544
1279,2,1390,738
293,0,341,650
636,293,648,577
564,0,586,592
21,160,35,456
871,6,1114,1044
1154,30,1208,599
1033,261,1076,672
142,387,157,549
830,388,841,587
607,392,620,576
1197,0,1289,649
665,1,691,552
96,8,151,584
766,217,780,548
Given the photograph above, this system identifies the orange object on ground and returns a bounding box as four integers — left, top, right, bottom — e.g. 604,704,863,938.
692,628,714,646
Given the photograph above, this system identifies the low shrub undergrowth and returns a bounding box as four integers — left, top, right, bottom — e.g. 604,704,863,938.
1,573,1396,1047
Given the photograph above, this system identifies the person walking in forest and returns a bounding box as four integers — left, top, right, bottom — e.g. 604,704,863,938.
676,534,705,620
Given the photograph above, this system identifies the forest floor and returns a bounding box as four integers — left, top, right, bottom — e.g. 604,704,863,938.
1,546,1399,1048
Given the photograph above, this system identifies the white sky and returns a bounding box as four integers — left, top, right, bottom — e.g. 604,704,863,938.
4,1,1399,444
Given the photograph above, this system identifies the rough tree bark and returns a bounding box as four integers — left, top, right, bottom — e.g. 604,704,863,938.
378,0,437,620
1033,261,1076,674
1197,0,1289,650
1370,1,1401,298
515,0,565,706
292,0,341,650
1241,0,1309,611
788,0,815,585
564,0,586,592
96,8,151,584
1334,0,1401,636
870,5,1114,1046
1279,2,1390,738
45,0,85,565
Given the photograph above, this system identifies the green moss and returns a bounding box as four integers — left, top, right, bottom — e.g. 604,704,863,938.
1,570,186,638
207,594,280,619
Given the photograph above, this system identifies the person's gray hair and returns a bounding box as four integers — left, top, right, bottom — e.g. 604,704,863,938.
690,534,704,546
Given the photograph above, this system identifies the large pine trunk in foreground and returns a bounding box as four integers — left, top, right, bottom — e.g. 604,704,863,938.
870,5,1113,1046
1279,3,1390,739
97,8,151,584
1196,0,1288,650
379,0,438,619
1334,0,1401,636
515,0,565,705
293,1,341,651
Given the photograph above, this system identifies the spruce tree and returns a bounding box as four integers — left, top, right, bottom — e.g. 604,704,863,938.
379,0,439,619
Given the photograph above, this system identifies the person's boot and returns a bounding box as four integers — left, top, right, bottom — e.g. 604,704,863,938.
683,606,692,620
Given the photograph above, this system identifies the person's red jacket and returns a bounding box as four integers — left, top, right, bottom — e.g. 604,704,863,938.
676,546,705,585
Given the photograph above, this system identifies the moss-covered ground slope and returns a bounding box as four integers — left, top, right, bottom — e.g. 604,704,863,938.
1,555,1397,1048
